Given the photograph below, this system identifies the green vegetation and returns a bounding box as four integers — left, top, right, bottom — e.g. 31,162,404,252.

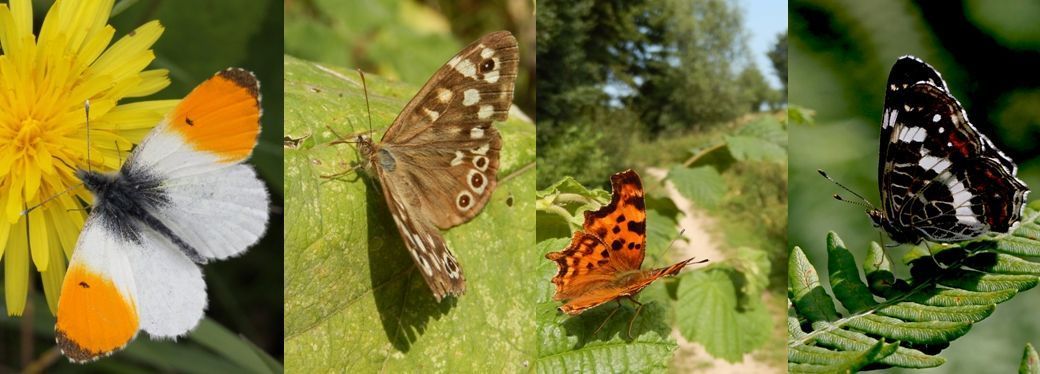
788,210,1040,371
535,166,776,369
536,0,785,188
790,1,1040,371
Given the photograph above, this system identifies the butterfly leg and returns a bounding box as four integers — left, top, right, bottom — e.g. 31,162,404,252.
590,300,623,338
325,125,355,146
319,165,362,180
923,241,950,270
625,296,645,339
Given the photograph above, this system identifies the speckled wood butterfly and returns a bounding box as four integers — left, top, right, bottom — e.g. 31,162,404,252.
345,31,518,301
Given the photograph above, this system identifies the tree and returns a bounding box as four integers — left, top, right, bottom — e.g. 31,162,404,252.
628,0,752,133
737,65,772,112
767,31,787,94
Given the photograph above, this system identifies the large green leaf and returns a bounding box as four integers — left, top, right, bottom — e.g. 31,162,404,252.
725,116,788,163
676,268,772,362
282,55,536,371
667,165,727,209
725,136,787,163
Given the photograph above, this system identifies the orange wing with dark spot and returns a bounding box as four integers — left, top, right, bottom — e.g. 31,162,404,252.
167,68,261,163
553,256,706,314
545,169,707,315
546,232,618,301
582,170,648,270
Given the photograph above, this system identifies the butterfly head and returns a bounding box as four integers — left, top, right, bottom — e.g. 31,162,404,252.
355,134,374,156
867,209,885,228
76,169,116,198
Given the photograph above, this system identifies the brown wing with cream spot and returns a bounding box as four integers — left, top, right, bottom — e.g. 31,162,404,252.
381,30,518,144
377,31,517,229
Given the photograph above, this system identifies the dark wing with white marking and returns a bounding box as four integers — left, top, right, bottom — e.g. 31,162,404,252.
879,56,1028,242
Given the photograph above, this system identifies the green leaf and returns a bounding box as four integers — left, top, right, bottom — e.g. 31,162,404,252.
284,0,460,86
644,209,680,262
729,246,771,299
282,55,536,371
724,135,787,163
736,116,788,146
788,211,1040,370
1022,343,1040,374
667,165,726,209
533,300,677,373
789,339,899,373
676,268,770,362
535,174,612,238
788,246,839,322
787,105,816,126
188,319,282,373
825,232,876,313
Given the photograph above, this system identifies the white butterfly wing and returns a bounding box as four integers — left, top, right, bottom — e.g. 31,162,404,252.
56,216,140,362
129,227,207,338
124,68,269,261
153,165,270,260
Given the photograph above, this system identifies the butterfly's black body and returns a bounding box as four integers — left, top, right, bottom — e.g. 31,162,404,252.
77,167,205,263
872,56,1028,244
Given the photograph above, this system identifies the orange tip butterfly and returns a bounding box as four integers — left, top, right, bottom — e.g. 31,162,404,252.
54,68,270,362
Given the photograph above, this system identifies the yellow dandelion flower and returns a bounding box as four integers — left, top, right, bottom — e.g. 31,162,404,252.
0,0,177,315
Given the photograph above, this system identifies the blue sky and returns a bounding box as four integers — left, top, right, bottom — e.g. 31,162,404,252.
603,0,789,100
743,0,788,88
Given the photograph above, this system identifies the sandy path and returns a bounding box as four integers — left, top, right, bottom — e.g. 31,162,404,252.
644,167,780,374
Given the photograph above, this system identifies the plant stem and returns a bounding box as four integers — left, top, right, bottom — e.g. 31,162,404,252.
683,141,726,167
24,348,60,374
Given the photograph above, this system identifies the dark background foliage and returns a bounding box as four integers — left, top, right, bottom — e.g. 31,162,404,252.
790,0,1040,372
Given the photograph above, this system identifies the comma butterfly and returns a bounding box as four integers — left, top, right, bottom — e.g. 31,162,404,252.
545,169,707,334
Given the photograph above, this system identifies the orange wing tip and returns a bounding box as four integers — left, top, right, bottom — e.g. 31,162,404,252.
168,67,262,162
56,265,139,363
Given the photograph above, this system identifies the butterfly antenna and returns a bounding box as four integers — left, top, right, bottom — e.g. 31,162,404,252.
325,125,356,145
665,228,686,252
357,68,373,136
817,169,877,210
85,100,92,173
